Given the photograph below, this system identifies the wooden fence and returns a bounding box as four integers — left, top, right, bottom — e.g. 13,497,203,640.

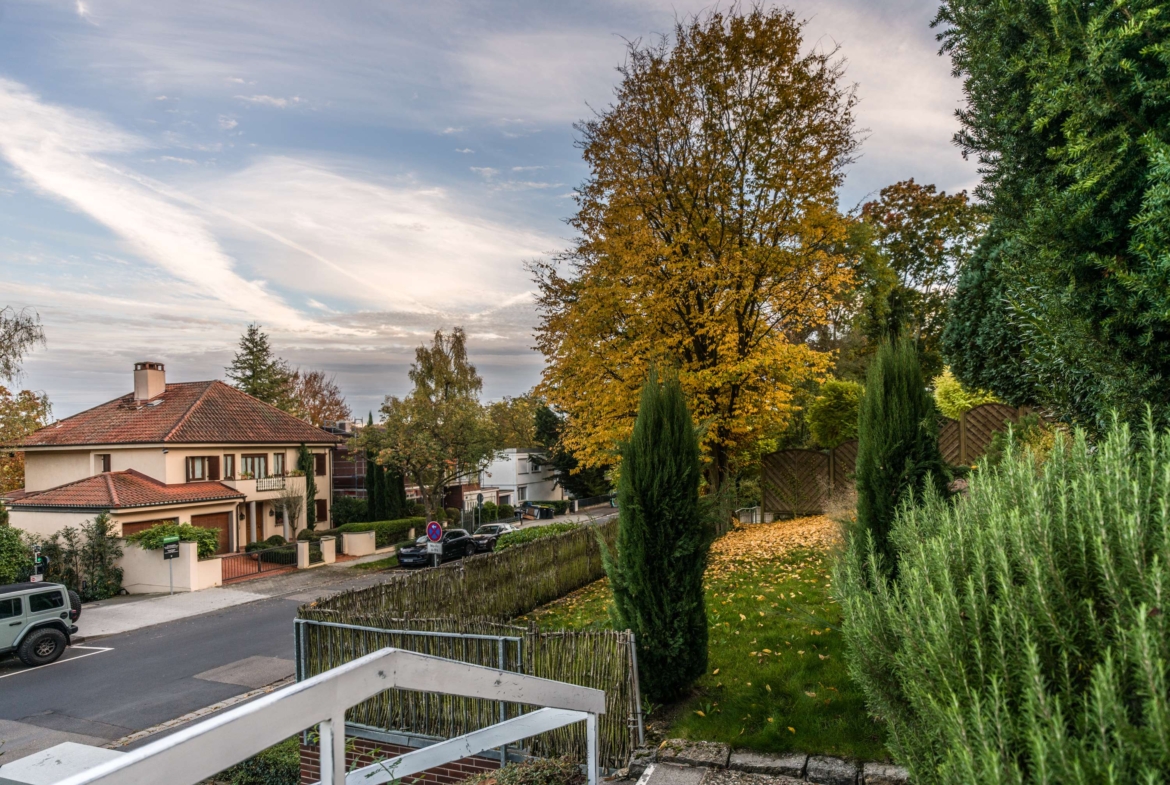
762,403,1024,518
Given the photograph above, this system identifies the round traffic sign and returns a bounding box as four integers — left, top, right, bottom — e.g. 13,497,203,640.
426,521,443,542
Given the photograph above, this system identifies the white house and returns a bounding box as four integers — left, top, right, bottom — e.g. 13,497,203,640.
479,448,564,506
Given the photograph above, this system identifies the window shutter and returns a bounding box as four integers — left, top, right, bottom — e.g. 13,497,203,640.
315,499,328,523
208,456,220,481
185,457,192,482
315,453,326,476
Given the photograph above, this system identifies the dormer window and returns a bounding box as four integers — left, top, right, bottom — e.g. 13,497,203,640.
96,453,111,473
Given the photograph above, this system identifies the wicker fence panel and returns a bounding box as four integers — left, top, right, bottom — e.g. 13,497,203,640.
308,520,617,621
763,449,829,519
939,418,961,465
295,613,637,769
831,440,858,489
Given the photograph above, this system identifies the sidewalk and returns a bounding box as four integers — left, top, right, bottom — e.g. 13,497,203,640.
74,550,396,642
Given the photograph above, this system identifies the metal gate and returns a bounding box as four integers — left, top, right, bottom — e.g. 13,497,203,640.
221,543,297,583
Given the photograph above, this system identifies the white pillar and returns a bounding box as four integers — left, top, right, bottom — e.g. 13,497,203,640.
282,508,290,540
248,500,257,544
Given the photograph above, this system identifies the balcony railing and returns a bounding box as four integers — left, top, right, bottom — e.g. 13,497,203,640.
52,647,605,785
256,476,285,492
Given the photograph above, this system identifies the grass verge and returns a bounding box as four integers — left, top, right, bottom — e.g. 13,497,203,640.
517,516,887,761
350,554,398,571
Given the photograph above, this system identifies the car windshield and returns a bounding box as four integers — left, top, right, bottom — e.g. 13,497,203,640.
474,526,500,535
415,536,428,545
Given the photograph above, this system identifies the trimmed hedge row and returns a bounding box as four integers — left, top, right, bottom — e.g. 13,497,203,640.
297,517,426,548
126,522,219,560
495,522,579,551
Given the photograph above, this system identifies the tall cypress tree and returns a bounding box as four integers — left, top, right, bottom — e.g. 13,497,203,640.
385,468,407,519
855,340,946,568
298,443,317,530
604,370,709,702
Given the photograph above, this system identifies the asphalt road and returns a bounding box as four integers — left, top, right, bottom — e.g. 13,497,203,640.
0,596,302,761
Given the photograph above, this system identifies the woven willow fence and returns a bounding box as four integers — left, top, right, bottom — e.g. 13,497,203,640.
307,518,617,620
295,614,639,769
297,520,638,769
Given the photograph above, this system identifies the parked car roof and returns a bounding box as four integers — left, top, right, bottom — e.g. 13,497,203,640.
0,582,63,595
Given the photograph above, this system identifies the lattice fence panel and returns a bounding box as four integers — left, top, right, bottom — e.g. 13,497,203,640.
939,419,961,465
831,440,858,489
763,449,829,518
964,403,1020,461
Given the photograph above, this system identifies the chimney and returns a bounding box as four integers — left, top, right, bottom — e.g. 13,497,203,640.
134,362,166,401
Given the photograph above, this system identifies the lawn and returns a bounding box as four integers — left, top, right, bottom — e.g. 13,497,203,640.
350,554,399,570
516,516,888,761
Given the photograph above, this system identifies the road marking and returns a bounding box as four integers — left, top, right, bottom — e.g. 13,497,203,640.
0,645,113,679
105,674,296,749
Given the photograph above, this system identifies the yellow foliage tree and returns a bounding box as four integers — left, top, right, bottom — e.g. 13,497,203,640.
532,7,859,487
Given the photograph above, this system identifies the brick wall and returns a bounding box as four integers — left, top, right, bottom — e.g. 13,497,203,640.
300,737,501,785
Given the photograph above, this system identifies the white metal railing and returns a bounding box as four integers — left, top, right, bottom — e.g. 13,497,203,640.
53,647,605,785
256,476,286,491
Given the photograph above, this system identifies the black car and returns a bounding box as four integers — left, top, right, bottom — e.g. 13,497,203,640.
469,523,517,553
396,529,474,569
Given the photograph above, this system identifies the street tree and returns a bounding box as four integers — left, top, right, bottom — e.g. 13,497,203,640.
225,324,294,409
370,329,499,520
0,307,45,383
488,394,540,448
0,386,52,494
533,7,858,489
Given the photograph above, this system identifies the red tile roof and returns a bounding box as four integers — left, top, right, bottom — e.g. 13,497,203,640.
18,381,340,447
7,469,244,510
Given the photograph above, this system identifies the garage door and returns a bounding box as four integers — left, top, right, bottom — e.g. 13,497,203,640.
191,512,232,555
120,518,178,537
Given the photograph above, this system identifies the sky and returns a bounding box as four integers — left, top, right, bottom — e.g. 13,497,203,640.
0,0,977,420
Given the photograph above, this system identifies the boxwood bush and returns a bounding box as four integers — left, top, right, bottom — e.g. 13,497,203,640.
127,522,219,560
495,522,579,551
216,736,299,784
835,419,1170,784
298,517,425,548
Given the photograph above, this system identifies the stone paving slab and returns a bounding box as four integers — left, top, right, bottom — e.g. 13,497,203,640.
861,762,909,785
805,756,859,785
728,751,808,779
658,740,731,768
702,767,805,785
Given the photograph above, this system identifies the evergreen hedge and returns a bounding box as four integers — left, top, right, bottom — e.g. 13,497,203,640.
604,371,709,702
127,521,219,560
835,419,1170,784
495,522,579,551
855,340,946,568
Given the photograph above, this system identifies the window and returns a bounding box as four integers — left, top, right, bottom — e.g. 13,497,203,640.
29,591,65,613
96,453,111,473
315,498,328,523
0,597,21,620
518,455,530,475
517,486,528,502
241,455,268,479
186,456,209,482
314,453,327,476
528,457,541,474
223,454,235,479
273,453,285,476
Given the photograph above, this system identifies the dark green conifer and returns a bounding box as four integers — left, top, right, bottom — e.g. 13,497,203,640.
299,443,318,530
604,371,709,702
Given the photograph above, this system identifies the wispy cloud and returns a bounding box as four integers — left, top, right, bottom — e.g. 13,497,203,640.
0,77,313,331
470,166,498,178
235,94,301,108
455,148,474,154
218,115,238,130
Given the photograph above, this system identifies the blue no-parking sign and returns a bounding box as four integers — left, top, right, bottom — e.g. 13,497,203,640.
426,521,443,542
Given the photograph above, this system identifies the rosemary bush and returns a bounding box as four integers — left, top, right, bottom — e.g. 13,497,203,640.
835,419,1170,784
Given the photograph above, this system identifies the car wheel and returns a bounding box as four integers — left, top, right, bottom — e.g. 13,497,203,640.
68,590,82,621
18,627,67,667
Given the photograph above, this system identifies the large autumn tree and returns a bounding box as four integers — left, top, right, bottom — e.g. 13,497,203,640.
368,328,500,519
533,7,858,488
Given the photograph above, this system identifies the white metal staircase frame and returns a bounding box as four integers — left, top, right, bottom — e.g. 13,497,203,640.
51,647,606,785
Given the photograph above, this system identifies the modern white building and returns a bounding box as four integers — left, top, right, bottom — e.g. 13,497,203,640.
479,448,564,506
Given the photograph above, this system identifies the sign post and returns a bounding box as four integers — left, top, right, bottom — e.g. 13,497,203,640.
162,535,180,595
476,493,484,529
30,545,45,583
426,521,443,568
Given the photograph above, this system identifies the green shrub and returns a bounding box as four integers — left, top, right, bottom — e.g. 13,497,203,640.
481,501,498,521
604,371,709,702
244,535,288,553
835,419,1170,785
32,514,124,600
495,522,579,551
0,525,32,584
334,517,426,548
444,507,460,524
127,521,219,560
807,379,863,448
528,500,571,515
458,757,584,785
218,736,299,785
931,366,999,420
330,495,368,526
855,340,947,569
498,503,515,519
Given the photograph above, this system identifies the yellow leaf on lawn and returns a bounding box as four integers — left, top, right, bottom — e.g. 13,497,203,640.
712,669,720,675
765,684,772,692
767,717,774,723
739,614,746,621
788,727,796,734
763,649,773,654
695,710,706,717
805,691,816,698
